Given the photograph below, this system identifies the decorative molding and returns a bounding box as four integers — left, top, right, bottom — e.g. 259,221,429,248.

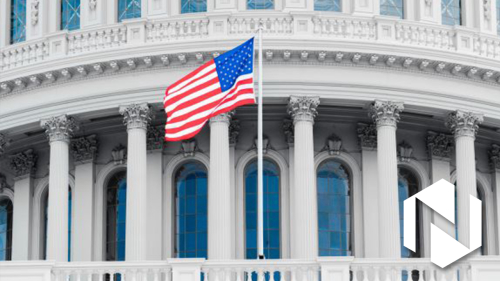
111,144,127,165
490,144,500,170
327,135,342,155
71,134,98,164
147,125,164,151
282,118,294,144
445,110,484,138
229,118,240,146
209,112,233,125
369,100,404,128
31,0,40,26
287,96,320,124
357,123,377,149
10,149,38,178
119,103,152,130
398,141,413,162
427,131,454,160
40,115,79,143
181,139,197,157
253,136,270,154
484,0,492,21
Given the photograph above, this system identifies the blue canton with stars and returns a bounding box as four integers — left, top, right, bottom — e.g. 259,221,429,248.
214,38,254,92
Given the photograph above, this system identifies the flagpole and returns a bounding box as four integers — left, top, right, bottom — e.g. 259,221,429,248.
257,22,265,260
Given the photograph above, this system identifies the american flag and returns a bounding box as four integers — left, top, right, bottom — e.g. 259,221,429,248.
164,38,255,141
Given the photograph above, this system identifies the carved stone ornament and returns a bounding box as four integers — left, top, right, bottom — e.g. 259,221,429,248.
89,0,97,10
357,123,377,149
425,0,432,6
111,144,127,165
0,133,10,156
398,141,413,162
147,125,164,151
287,96,320,124
229,119,240,146
490,144,500,170
254,136,270,154
10,149,38,178
209,111,233,125
484,0,492,21
427,131,454,159
181,139,197,157
119,103,152,130
0,175,8,193
71,134,98,164
445,110,484,138
369,100,404,128
327,135,342,155
31,0,40,26
282,118,294,144
40,115,78,143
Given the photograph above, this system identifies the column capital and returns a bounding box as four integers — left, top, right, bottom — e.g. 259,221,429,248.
119,103,152,130
229,119,240,146
147,125,164,152
9,149,38,179
369,100,404,128
0,133,10,156
357,123,377,149
209,111,233,125
0,175,8,193
41,115,79,143
490,144,500,170
427,131,454,160
445,110,484,138
71,134,98,164
287,96,320,124
283,118,294,145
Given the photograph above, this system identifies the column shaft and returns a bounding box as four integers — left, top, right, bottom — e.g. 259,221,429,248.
146,151,163,260
208,114,232,259
72,162,95,261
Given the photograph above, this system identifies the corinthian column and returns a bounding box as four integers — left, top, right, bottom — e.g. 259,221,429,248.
288,96,320,259
41,115,78,262
208,112,233,259
370,100,404,258
446,110,484,249
119,103,152,261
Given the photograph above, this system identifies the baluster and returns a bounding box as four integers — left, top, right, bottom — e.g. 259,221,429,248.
373,266,381,281
350,267,358,281
361,268,369,281
382,267,391,281
291,268,297,281
235,269,242,281
247,269,253,281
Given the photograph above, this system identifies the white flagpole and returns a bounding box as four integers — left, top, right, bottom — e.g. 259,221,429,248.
257,23,265,260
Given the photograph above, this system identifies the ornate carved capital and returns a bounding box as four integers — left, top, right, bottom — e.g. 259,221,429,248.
0,133,10,156
209,111,233,125
490,144,500,170
287,96,320,124
427,131,454,159
357,123,377,149
147,125,164,151
369,100,404,128
283,118,294,144
229,119,240,146
10,149,38,178
445,110,484,138
41,115,78,143
119,103,152,130
0,175,8,193
71,134,98,164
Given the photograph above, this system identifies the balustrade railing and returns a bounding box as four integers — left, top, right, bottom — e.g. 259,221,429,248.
146,17,210,42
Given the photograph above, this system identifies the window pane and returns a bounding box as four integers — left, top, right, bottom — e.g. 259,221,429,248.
10,0,26,43
61,0,80,30
317,160,351,256
181,0,207,13
442,0,461,26
175,162,208,258
245,160,280,259
0,199,13,261
118,0,141,22
248,0,274,10
314,0,341,11
380,0,404,18
398,168,420,258
106,171,127,261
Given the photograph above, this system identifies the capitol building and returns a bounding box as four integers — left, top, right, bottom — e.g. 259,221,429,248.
2,0,500,280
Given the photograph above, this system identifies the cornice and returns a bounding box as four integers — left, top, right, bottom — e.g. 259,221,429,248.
4,50,500,100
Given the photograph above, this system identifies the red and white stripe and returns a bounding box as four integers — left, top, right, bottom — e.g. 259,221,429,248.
164,60,255,141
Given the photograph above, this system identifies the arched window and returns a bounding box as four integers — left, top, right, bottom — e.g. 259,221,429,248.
245,159,280,259
42,186,72,261
247,0,274,10
118,0,141,22
181,0,207,13
175,162,208,258
398,167,420,258
106,171,127,261
0,198,13,261
380,0,404,18
61,0,81,31
314,0,341,11
442,0,461,26
317,160,351,256
10,0,26,44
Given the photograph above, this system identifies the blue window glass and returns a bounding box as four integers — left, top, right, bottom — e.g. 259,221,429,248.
398,168,420,259
314,0,341,11
181,0,207,13
176,162,208,258
317,160,351,257
10,0,26,44
0,198,13,261
106,172,127,261
248,0,274,10
442,0,461,26
61,0,81,31
245,159,280,259
118,0,141,22
380,0,404,18
43,187,72,261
